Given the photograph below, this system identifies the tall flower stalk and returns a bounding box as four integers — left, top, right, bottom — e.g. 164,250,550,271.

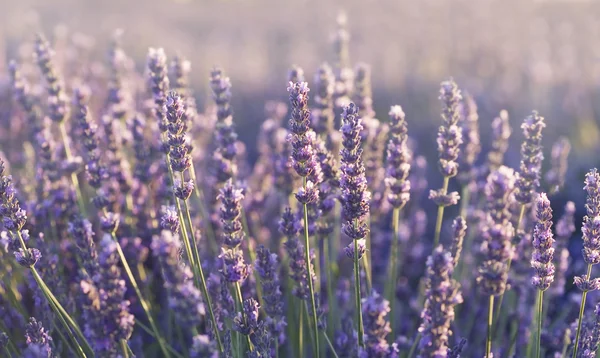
530,193,555,358
384,105,411,339
496,111,546,322
476,166,516,357
148,49,223,352
287,81,321,357
0,159,93,357
429,80,462,249
339,102,370,348
573,169,600,358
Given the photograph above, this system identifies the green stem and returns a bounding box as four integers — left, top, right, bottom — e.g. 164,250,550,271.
302,177,320,357
323,331,340,358
459,185,470,218
189,164,218,254
573,264,594,358
120,339,130,358
134,318,185,358
240,208,264,309
535,290,544,358
111,233,171,358
181,198,224,352
486,295,494,358
234,282,254,351
433,177,449,248
387,207,401,341
363,216,372,292
324,230,336,341
299,304,304,358
354,231,365,348
48,297,86,358
58,122,86,215
407,332,421,358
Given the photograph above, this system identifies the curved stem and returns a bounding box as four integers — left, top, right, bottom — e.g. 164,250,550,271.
58,122,86,215
536,290,544,358
433,177,449,248
573,264,593,358
407,332,421,358
111,233,171,358
353,230,365,348
387,207,401,341
302,176,321,358
486,295,495,358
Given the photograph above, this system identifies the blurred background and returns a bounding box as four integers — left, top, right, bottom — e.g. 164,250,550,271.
0,0,599,207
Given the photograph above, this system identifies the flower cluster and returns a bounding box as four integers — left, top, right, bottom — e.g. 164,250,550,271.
218,180,250,283
340,103,371,249
385,105,411,209
531,193,555,291
515,111,546,205
477,166,516,296
418,246,462,357
210,68,238,183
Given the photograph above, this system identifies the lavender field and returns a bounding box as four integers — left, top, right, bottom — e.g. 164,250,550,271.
1,0,600,357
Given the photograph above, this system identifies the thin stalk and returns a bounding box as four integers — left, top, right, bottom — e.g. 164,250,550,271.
407,332,421,358
299,304,304,358
561,328,571,358
58,122,86,215
120,339,130,358
48,299,86,358
189,164,218,254
363,216,372,292
535,290,543,358
17,230,93,356
134,318,185,358
387,207,401,341
110,233,171,358
459,185,470,218
302,177,320,357
181,198,224,352
494,204,526,322
433,177,450,248
486,295,495,358
573,263,594,358
323,331,340,358
2,346,11,358
353,226,365,348
234,282,254,351
324,232,335,340
507,317,519,357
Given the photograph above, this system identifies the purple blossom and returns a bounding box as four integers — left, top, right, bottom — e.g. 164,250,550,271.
531,193,555,291
515,111,546,205
418,246,462,357
385,105,411,209
545,137,571,195
435,80,463,178
457,93,481,186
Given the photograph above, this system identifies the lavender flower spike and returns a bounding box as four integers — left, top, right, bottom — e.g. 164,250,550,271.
418,246,462,358
572,169,600,358
385,105,411,210
515,111,546,206
435,80,463,179
531,193,555,291
545,137,571,195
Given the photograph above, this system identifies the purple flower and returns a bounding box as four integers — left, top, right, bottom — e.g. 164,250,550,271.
34,33,69,124
531,193,555,291
339,103,371,241
477,166,516,296
515,111,546,205
450,216,467,267
436,80,463,178
284,237,315,300
210,68,238,183
312,63,335,136
418,246,462,357
160,205,180,233
353,63,375,118
24,317,53,358
545,137,571,195
255,245,286,344
219,247,250,284
151,231,205,327
218,179,245,248
362,291,395,358
146,47,170,131
581,169,600,266
457,93,481,186
385,105,411,209
233,298,260,336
